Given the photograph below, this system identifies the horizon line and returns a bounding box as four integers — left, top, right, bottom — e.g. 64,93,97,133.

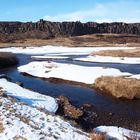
0,19,139,24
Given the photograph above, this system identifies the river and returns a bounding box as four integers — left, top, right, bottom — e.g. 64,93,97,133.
0,53,140,120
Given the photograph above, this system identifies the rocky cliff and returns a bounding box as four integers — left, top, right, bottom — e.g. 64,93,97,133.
0,19,140,41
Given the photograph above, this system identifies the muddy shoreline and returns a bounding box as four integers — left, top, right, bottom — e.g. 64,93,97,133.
22,72,91,88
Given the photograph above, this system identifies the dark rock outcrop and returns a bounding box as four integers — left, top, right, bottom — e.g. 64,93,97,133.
0,20,140,41
57,96,83,119
0,52,18,68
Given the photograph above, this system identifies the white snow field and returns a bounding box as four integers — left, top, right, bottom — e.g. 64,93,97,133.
0,83,139,140
18,61,131,84
0,94,139,140
94,126,140,140
0,45,134,56
0,96,90,140
75,55,140,64
0,78,58,113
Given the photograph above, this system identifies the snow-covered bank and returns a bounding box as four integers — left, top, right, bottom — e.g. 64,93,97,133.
0,96,90,140
94,126,140,140
1,95,140,140
18,61,131,84
0,45,139,65
75,55,140,64
0,45,134,56
0,78,58,113
31,55,69,60
130,74,140,79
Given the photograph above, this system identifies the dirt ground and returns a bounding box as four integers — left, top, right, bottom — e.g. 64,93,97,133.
0,34,140,48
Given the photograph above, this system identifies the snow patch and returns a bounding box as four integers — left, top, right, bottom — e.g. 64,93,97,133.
0,97,90,140
31,55,69,60
75,55,140,64
130,74,140,79
18,61,131,84
0,78,58,113
94,126,140,140
0,45,133,56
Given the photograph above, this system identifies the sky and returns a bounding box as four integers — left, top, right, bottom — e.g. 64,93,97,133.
0,0,140,23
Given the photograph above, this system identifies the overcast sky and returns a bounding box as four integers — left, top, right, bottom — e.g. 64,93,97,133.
0,0,140,23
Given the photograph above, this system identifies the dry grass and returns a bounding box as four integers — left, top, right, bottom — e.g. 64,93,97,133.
0,88,4,97
0,34,140,48
13,136,27,140
57,96,83,119
0,37,106,48
94,76,140,99
91,48,140,57
0,121,4,133
88,132,107,140
16,115,30,125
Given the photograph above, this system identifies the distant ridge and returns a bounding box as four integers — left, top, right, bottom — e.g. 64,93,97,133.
0,19,140,41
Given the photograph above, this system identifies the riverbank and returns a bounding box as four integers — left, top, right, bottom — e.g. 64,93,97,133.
0,89,91,140
0,81,140,140
56,95,140,132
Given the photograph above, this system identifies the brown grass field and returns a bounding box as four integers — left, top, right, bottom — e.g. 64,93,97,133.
0,34,140,48
94,76,140,99
91,48,140,57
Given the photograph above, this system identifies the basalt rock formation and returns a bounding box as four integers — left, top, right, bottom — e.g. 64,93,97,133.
0,19,140,41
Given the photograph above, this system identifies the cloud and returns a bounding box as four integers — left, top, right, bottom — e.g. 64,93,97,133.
44,4,105,22
95,18,140,23
44,2,140,23
44,12,84,22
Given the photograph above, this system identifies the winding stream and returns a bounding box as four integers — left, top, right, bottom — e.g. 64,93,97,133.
0,53,140,121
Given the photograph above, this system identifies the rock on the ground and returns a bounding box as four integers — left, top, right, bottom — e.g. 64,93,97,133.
57,96,83,119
